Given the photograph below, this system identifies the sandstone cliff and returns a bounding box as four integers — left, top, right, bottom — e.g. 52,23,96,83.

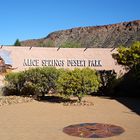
21,20,140,48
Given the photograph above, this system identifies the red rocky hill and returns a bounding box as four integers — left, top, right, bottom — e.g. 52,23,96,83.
21,20,140,48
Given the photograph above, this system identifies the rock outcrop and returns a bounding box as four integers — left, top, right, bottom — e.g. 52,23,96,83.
0,57,13,73
0,57,6,73
21,20,140,48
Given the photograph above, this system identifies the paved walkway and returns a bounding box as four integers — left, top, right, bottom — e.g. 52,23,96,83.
0,96,139,140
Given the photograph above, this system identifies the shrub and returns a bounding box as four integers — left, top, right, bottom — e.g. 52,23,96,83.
112,41,140,97
3,67,59,98
112,41,140,70
38,40,55,47
59,41,81,48
57,68,101,102
3,72,24,95
113,64,140,97
98,70,117,95
3,67,101,101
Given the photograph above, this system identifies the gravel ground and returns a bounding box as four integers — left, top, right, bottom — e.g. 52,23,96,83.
0,96,139,140
0,96,35,106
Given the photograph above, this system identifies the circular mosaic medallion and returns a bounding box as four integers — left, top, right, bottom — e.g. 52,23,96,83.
63,123,125,138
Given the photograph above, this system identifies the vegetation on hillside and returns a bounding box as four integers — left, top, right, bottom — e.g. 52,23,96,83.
14,39,21,46
59,41,81,48
38,39,54,47
21,20,140,48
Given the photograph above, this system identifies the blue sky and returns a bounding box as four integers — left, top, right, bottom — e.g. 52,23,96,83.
0,0,140,45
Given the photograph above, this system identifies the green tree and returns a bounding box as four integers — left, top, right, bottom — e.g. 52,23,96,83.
112,41,140,70
3,67,60,98
14,39,21,46
112,41,140,97
57,68,101,102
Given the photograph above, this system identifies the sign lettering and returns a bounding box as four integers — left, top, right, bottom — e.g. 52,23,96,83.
23,59,102,67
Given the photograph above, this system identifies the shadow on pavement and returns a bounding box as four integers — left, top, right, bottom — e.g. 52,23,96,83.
94,96,140,116
115,97,140,115
38,96,77,104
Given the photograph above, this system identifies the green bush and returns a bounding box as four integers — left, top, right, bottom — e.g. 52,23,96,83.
98,70,117,95
3,67,101,101
4,72,24,95
112,41,140,97
57,68,101,102
112,64,140,97
3,67,59,98
112,41,140,70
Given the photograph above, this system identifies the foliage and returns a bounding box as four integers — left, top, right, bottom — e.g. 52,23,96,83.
4,72,24,95
14,39,21,46
112,65,140,97
112,41,140,97
112,41,140,70
59,41,81,48
3,67,101,101
57,68,101,102
46,40,55,47
3,67,59,98
98,70,117,95
38,40,54,47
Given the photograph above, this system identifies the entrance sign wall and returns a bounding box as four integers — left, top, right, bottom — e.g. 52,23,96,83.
0,47,123,74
